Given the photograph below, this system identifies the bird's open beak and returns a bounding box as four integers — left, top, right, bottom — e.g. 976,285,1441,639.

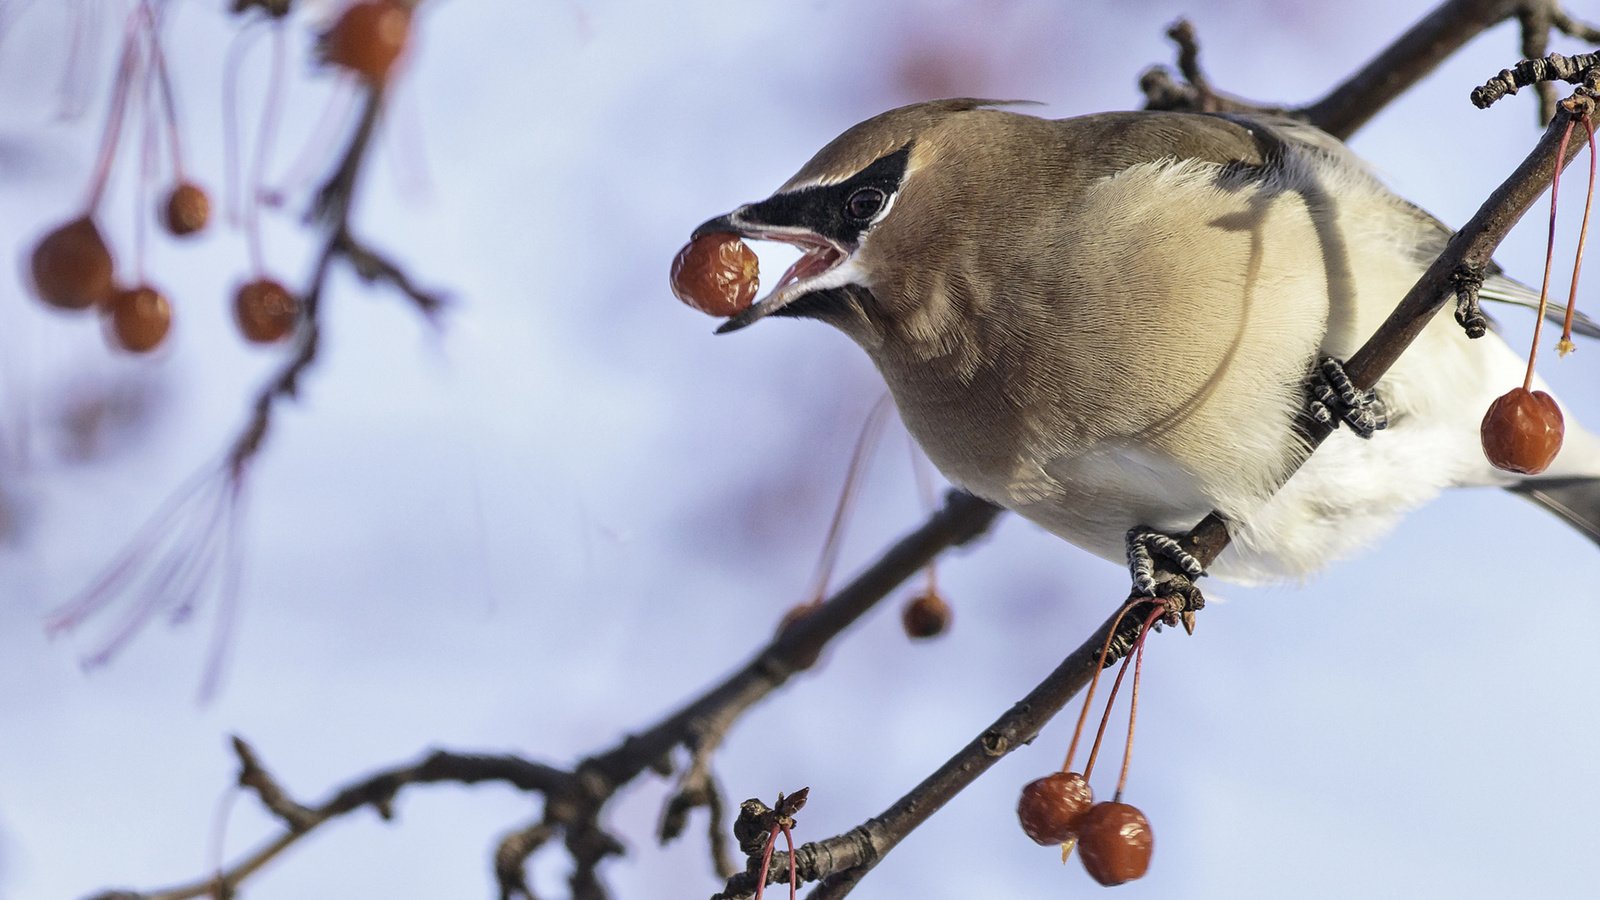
691,206,852,334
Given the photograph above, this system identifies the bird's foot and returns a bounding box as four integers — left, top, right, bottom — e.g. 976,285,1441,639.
1125,527,1206,598
1107,529,1206,664
1307,356,1388,438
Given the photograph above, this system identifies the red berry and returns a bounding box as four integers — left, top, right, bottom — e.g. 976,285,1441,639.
233,278,300,343
104,285,172,353
1077,801,1153,886
29,216,114,311
162,182,211,237
324,1,411,83
1481,387,1564,475
1016,772,1094,846
900,590,951,639
670,233,760,317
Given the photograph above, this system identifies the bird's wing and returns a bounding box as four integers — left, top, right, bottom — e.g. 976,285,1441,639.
1225,113,1600,339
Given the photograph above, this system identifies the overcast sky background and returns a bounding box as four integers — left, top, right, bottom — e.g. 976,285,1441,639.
3,1,1599,898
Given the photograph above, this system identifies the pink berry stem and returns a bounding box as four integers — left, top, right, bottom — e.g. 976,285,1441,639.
907,427,941,594
754,824,779,900
1063,600,1140,772
1082,628,1138,781
83,13,142,212
1560,116,1597,352
1529,117,1577,391
1115,605,1168,802
806,394,891,604
141,0,188,181
245,23,287,276
222,18,268,225
782,823,797,900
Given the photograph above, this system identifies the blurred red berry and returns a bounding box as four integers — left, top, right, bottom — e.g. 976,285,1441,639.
30,216,115,311
105,285,172,353
233,277,300,343
324,1,412,83
900,589,951,639
162,182,211,237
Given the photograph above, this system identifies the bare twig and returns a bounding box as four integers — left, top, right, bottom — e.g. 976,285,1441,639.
86,743,577,900
1139,20,1294,118
1473,50,1600,107
494,821,558,900
1142,1,1600,140
1554,7,1600,42
1303,0,1520,136
230,736,316,832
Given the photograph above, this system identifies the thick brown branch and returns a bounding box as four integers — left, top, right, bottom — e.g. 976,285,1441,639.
1144,1,1600,140
1304,0,1524,137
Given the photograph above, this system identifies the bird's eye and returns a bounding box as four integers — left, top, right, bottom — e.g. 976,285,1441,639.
844,187,886,223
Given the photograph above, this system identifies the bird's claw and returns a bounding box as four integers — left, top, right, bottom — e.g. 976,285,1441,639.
1307,356,1387,438
1125,527,1206,599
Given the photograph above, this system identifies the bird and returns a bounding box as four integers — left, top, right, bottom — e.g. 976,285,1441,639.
690,99,1600,588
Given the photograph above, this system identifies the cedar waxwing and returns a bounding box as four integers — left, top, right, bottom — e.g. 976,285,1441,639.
693,99,1600,586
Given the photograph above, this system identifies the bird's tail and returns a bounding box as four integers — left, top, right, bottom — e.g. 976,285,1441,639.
1507,477,1600,546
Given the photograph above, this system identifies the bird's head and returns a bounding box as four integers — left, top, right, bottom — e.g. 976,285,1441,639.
694,98,1028,347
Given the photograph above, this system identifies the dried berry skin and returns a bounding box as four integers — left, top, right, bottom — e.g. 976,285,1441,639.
901,590,951,639
30,216,115,311
234,278,301,343
324,1,411,83
1481,387,1564,475
670,233,760,317
1077,801,1154,886
1016,772,1094,846
105,285,172,353
163,182,211,236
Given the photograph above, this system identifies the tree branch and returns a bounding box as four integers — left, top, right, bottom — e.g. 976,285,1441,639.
86,740,579,900
1143,0,1599,140
81,491,1003,900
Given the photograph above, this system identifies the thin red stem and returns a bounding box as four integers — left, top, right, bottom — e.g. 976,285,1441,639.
134,19,158,284
143,0,187,181
83,15,142,212
1529,118,1577,390
753,824,779,900
907,429,940,595
1062,600,1139,772
1561,116,1597,354
805,395,891,604
782,823,797,900
246,23,287,276
1115,606,1166,802
222,19,268,224
1081,630,1137,781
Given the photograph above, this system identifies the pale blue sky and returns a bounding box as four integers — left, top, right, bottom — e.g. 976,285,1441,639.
2,2,1598,899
